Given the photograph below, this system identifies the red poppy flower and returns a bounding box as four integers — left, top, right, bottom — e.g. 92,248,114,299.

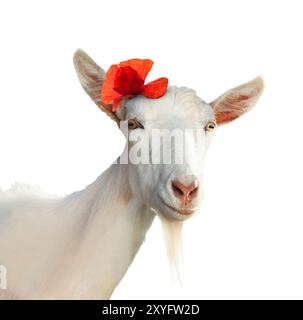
101,59,168,111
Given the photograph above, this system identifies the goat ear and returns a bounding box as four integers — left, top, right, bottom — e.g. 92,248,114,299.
73,49,120,123
210,77,264,125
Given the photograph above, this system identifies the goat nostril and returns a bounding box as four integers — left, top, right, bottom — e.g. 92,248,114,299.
172,182,184,198
189,185,198,197
171,179,199,201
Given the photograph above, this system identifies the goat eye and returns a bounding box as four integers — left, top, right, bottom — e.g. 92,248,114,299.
128,119,144,130
205,121,216,132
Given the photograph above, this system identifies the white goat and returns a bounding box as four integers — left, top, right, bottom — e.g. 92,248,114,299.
0,49,264,299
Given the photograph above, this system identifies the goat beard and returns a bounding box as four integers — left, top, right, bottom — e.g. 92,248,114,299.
159,215,184,283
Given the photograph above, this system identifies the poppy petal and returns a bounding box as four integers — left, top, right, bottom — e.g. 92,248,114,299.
141,77,169,99
113,66,144,96
101,64,120,105
120,59,153,81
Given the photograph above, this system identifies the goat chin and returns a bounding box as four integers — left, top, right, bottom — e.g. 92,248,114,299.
159,214,184,284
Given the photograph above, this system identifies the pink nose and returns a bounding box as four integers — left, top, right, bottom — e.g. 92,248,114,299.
171,179,199,205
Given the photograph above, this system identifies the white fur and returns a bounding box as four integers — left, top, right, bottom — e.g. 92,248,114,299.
0,165,153,299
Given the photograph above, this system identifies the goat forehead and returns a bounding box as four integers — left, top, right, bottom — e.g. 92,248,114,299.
125,86,214,124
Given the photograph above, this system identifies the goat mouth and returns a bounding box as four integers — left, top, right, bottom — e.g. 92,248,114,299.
159,197,196,216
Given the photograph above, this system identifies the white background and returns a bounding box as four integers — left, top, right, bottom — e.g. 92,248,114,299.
0,0,303,299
